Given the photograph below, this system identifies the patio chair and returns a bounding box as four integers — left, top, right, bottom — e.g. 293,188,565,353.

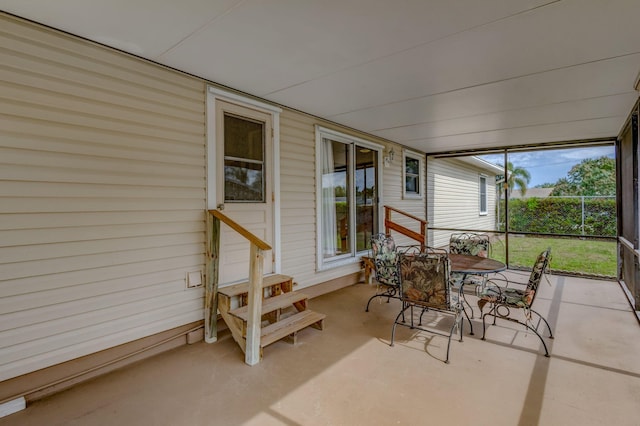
390,248,471,363
365,233,402,312
448,232,492,318
448,232,492,288
478,248,554,357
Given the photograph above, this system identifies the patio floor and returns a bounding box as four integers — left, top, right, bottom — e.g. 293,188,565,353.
3,272,640,426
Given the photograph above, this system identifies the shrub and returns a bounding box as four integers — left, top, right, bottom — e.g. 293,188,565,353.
505,197,616,236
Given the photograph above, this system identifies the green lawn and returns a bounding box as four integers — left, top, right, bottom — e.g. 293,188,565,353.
490,236,617,277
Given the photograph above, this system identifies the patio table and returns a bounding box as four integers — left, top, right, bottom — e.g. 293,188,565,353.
448,254,506,319
449,254,506,276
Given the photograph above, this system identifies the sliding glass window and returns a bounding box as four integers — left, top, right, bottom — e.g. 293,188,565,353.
317,127,381,269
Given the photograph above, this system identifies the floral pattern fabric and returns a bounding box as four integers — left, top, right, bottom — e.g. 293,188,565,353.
449,233,491,288
398,252,453,310
449,233,490,257
478,248,551,310
371,233,400,287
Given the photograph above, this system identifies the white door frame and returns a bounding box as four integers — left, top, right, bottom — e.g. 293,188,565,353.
206,86,282,274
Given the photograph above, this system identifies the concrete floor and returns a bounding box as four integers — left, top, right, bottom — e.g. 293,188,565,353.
3,273,640,426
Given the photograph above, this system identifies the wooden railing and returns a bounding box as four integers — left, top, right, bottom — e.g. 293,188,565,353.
384,205,428,250
205,209,271,365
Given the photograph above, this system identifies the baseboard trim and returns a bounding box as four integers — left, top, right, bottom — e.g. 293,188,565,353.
0,321,204,405
0,272,362,406
303,271,362,299
0,397,26,418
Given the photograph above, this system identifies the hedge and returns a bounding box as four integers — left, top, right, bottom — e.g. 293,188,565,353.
503,197,616,237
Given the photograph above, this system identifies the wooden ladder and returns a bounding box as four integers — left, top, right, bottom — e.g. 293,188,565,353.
217,274,325,357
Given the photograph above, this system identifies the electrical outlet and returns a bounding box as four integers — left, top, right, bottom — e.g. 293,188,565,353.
186,271,202,288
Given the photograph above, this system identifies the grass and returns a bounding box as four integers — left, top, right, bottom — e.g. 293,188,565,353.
490,235,617,277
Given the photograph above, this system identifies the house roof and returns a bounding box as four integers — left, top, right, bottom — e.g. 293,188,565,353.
2,2,638,153
509,188,555,199
456,156,504,175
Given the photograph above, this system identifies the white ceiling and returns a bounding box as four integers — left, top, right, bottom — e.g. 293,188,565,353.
2,0,639,153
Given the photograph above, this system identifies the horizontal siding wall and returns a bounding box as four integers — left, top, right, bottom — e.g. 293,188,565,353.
0,15,206,381
382,150,426,247
427,158,497,248
279,112,425,287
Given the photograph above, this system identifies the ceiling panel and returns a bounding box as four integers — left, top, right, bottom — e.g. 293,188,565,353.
267,0,640,116
373,93,636,142
0,0,638,153
414,117,623,153
331,54,640,131
159,0,554,95
0,0,242,56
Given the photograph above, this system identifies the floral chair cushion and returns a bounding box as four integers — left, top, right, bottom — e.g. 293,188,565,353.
449,233,491,289
398,252,452,310
478,248,551,311
371,234,400,287
449,234,490,257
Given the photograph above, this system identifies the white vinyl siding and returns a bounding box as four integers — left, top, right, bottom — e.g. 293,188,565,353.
0,13,429,383
382,150,427,247
0,15,206,381
427,158,497,248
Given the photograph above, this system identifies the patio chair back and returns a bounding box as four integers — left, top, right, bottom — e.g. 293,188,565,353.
370,233,400,287
391,247,469,363
449,233,490,257
523,247,552,307
398,248,452,310
479,247,554,356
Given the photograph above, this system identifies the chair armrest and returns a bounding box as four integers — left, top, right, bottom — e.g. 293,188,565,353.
485,274,526,289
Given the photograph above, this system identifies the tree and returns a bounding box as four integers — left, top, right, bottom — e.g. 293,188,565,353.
535,182,555,188
506,162,531,196
550,156,615,196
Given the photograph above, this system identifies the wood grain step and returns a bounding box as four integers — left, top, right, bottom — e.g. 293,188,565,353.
228,291,309,322
218,274,293,298
260,310,326,348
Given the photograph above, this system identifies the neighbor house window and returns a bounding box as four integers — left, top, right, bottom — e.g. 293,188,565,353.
403,151,423,198
316,127,382,269
479,175,488,215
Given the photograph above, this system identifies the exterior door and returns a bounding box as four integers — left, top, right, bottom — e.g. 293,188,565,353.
216,100,273,283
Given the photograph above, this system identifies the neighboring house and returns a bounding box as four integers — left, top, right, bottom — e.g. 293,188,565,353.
426,156,502,248
0,14,427,396
509,188,554,199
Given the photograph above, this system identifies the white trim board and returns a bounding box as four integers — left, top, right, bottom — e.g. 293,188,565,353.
206,86,282,274
0,397,26,418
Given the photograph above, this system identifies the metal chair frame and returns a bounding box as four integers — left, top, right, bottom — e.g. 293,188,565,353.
448,232,496,318
479,248,554,357
365,234,422,312
390,248,472,364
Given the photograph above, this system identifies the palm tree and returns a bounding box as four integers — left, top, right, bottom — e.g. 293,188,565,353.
506,161,531,197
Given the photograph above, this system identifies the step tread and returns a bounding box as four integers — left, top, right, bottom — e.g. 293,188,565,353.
218,274,293,298
260,310,326,348
229,291,309,321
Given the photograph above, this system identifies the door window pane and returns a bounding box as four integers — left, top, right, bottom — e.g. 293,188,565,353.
224,114,264,202
321,139,350,258
319,134,380,264
356,146,378,252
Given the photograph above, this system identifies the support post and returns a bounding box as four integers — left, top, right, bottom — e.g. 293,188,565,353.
205,214,220,343
245,244,264,365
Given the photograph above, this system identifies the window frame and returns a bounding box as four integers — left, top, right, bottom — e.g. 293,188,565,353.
479,174,488,216
315,126,383,270
403,150,423,199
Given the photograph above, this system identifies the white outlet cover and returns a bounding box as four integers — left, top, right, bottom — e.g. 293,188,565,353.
186,271,202,288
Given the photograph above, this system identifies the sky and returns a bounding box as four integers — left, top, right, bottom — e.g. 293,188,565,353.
479,145,615,187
